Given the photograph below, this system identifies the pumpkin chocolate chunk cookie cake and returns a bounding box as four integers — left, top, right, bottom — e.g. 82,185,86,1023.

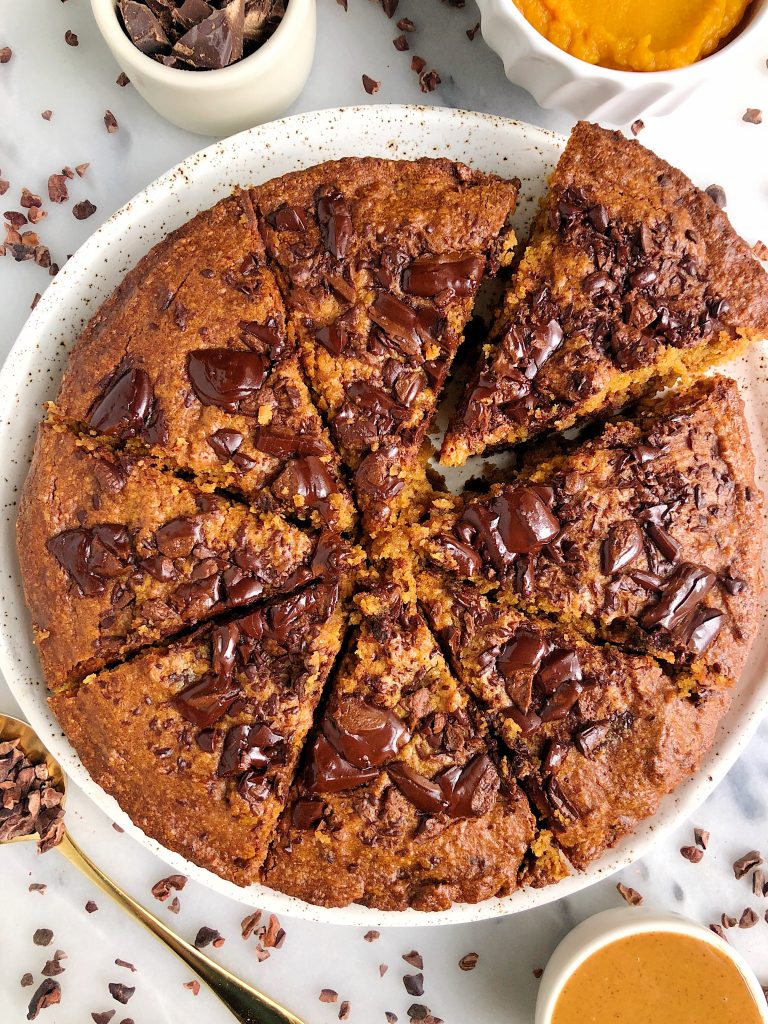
17,129,768,909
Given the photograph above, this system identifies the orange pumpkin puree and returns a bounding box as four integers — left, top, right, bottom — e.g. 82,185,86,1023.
551,931,764,1024
513,0,753,71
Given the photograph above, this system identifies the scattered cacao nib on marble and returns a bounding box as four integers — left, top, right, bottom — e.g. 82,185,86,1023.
753,239,768,261
466,21,480,40
362,73,381,94
364,930,380,942
104,110,119,133
380,964,389,976
694,826,709,849
0,47,12,63
752,868,765,896
393,34,408,50
115,959,136,972
108,983,135,1004
721,912,737,928
168,896,181,914
743,108,763,124
680,845,703,863
33,928,54,946
47,175,68,203
403,950,423,969
397,17,415,30
26,979,61,1020
458,952,479,971
29,883,47,894
116,71,131,86
709,923,728,941
630,119,644,136
739,907,759,928
64,30,79,46
73,199,97,220
338,1000,351,1021
21,973,34,987
734,850,763,879
41,110,53,121
85,899,98,913
411,55,426,73
320,989,338,1003
403,973,424,997
616,882,643,906
0,738,65,851
151,873,188,900
183,980,201,995
194,926,224,948
419,68,441,93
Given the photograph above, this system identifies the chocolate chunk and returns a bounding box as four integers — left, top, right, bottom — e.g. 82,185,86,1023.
119,0,170,54
173,672,241,728
155,516,201,558
639,562,716,638
387,762,446,814
48,524,133,597
216,722,283,777
434,534,482,576
88,367,155,439
316,320,348,357
323,698,410,770
207,428,244,462
304,732,379,794
601,520,643,574
316,187,352,260
403,253,484,298
271,456,339,522
454,487,560,577
645,523,681,563
268,203,308,232
187,349,268,411
172,1,245,69
388,754,498,818
252,428,327,458
26,979,61,1020
573,720,610,756
292,797,326,830
175,0,214,31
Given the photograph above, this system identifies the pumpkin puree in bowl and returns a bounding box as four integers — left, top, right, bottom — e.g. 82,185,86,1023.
512,0,753,71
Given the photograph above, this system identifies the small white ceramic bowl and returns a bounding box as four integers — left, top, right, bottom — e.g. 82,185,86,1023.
536,907,768,1024
90,0,316,136
477,0,768,124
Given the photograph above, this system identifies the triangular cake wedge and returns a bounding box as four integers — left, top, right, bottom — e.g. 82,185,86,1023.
17,420,360,688
54,191,355,533
254,158,518,532
442,122,768,465
417,570,729,871
262,586,550,911
49,580,348,885
419,377,763,685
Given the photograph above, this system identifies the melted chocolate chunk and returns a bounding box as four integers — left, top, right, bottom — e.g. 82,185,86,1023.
268,203,309,232
154,516,201,558
453,487,560,577
573,719,610,756
207,428,244,461
304,732,378,794
402,252,484,298
322,698,410,770
187,349,268,412
88,367,155,440
252,428,327,458
47,524,133,596
316,187,352,260
271,456,339,522
388,754,498,818
217,723,284,777
173,673,241,728
292,797,326,829
640,562,717,639
602,520,643,574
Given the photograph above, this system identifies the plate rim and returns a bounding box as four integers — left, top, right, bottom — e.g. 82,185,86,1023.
1,102,766,928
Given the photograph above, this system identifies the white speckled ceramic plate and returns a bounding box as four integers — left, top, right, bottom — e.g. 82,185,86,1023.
1,105,767,927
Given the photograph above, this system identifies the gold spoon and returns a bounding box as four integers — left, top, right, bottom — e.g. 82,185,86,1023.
0,712,304,1024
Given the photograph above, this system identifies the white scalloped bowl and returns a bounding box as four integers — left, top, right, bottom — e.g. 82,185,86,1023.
1,106,767,927
477,0,768,124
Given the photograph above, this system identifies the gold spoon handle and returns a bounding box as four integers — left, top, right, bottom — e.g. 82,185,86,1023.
56,832,304,1024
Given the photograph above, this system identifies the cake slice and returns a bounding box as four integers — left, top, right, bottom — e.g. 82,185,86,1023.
262,586,545,910
54,191,355,533
17,420,358,688
442,122,768,465
417,571,729,870
255,158,518,532
49,580,348,885
418,377,763,685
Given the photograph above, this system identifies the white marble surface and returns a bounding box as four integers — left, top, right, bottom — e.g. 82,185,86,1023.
1,2,768,1022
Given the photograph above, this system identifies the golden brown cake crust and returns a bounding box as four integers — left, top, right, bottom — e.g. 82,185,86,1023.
421,377,763,686
17,420,356,689
442,122,768,465
17,147,765,908
49,580,348,885
262,587,537,911
255,158,519,533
